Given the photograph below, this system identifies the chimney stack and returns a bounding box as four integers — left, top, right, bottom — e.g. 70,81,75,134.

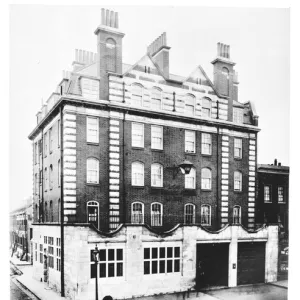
274,159,278,166
100,8,119,29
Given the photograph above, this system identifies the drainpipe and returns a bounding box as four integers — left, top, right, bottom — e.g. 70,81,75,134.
60,105,65,297
216,100,220,229
122,110,127,224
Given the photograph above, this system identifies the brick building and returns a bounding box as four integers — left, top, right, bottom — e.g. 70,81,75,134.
28,9,279,300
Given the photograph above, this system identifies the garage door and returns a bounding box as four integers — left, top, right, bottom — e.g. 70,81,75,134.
237,242,266,285
196,243,229,289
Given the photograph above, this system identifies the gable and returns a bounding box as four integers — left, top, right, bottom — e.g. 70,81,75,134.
186,67,211,86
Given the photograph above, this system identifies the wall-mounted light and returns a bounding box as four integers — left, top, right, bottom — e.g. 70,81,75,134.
168,160,194,179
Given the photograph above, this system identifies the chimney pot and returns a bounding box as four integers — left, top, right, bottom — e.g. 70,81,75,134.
106,9,110,26
274,159,278,166
217,42,220,56
110,11,114,27
278,162,281,166
115,12,119,28
75,49,79,61
101,8,105,25
227,45,230,59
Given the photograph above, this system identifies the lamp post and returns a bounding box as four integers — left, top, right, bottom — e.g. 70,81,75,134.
92,244,100,300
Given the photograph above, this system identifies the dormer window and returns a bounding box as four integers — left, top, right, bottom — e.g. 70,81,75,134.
202,98,211,118
233,108,244,124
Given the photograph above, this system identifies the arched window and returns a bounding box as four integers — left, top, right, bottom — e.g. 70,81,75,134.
131,202,144,224
151,163,163,187
234,171,242,191
201,168,212,190
131,83,143,107
201,205,211,226
202,98,211,118
50,200,53,222
87,158,99,184
87,201,99,229
222,67,229,96
132,162,144,186
151,87,162,110
185,167,196,189
151,203,163,226
106,38,116,72
233,206,241,224
184,204,195,224
185,94,195,115
49,164,53,190
45,202,48,222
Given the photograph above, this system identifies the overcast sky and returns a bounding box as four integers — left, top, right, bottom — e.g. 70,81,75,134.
9,5,289,210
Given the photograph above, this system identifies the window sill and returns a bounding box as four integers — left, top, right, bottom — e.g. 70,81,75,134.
234,190,243,193
132,185,145,189
86,183,100,186
132,146,144,150
201,189,212,192
234,157,243,160
185,152,196,155
184,188,196,191
87,142,99,146
264,201,273,204
278,202,286,204
201,153,212,157
151,186,163,189
151,148,163,152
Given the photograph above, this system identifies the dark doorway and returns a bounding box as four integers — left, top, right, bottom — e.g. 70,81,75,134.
237,242,266,285
196,243,229,289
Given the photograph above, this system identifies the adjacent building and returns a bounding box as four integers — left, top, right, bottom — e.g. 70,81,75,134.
28,9,279,300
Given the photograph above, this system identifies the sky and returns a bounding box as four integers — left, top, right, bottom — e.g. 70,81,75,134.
9,5,290,211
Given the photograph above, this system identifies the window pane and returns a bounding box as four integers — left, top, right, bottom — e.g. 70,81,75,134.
159,247,165,258
174,247,180,258
108,263,115,277
167,260,173,273
152,248,158,259
117,263,123,277
144,248,150,259
144,261,150,274
167,247,173,258
159,260,165,273
174,259,180,272
99,263,106,278
117,249,123,261
152,261,158,274
108,249,114,261
91,263,97,278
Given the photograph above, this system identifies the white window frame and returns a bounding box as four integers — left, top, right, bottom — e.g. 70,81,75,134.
234,171,242,191
264,185,271,202
151,125,163,150
151,163,163,187
201,168,212,190
131,202,144,224
151,87,162,110
201,205,211,226
132,162,144,186
132,123,144,148
233,206,241,224
201,133,212,155
185,130,196,153
131,83,143,107
87,158,99,184
234,138,242,158
184,204,196,224
185,167,196,189
151,202,163,226
278,186,284,203
87,117,99,143
185,94,195,116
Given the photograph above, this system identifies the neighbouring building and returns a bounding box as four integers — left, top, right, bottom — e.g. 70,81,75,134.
256,159,289,280
10,200,33,262
28,9,279,300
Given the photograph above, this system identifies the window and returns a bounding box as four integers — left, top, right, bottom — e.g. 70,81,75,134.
48,237,54,269
201,205,211,226
202,98,211,118
151,125,163,150
58,160,61,187
132,123,144,148
49,128,53,153
131,83,143,107
185,94,195,115
49,165,53,190
151,164,163,187
44,132,47,156
90,248,123,279
131,202,144,224
87,117,99,143
151,203,163,226
233,108,244,124
201,168,212,190
56,238,61,272
184,204,195,224
58,119,61,148
185,167,196,189
278,186,284,203
233,206,241,224
87,201,99,229
234,171,242,191
201,133,212,155
264,186,271,202
234,138,242,158
185,130,195,153
44,167,48,191
151,87,162,110
132,162,144,186
87,158,99,184
144,247,180,275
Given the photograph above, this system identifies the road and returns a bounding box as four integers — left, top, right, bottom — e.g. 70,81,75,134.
10,266,38,300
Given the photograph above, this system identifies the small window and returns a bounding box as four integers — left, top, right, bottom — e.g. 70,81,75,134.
234,171,242,191
131,83,143,107
233,108,244,124
132,123,144,148
278,186,284,203
131,202,144,224
87,158,99,184
185,130,195,153
87,201,99,229
151,87,162,110
132,162,144,186
184,204,195,224
201,205,211,226
185,167,196,189
233,206,241,224
201,168,212,190
234,138,242,158
151,203,163,226
201,133,212,155
151,125,163,150
202,98,211,118
264,185,271,202
185,94,195,115
151,163,163,187
87,117,99,143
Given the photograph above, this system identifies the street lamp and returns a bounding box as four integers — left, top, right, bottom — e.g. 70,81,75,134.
169,160,194,178
92,244,100,300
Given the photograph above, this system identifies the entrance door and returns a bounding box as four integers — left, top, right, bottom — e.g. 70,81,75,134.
237,242,266,285
196,243,229,289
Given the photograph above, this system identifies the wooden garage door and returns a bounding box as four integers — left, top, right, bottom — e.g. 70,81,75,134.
237,242,266,285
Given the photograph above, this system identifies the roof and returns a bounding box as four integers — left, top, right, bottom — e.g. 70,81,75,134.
257,164,289,174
